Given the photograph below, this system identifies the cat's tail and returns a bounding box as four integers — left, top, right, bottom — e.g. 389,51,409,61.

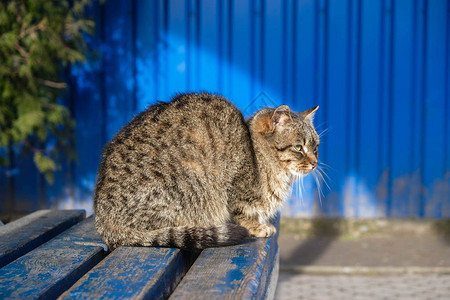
97,222,250,250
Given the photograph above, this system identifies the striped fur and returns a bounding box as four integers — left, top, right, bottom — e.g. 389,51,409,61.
96,222,248,250
94,92,319,250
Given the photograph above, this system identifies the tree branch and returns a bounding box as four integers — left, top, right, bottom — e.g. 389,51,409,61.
18,19,47,40
39,79,67,89
14,44,29,58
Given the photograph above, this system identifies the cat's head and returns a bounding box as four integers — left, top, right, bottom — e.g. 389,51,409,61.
250,105,320,176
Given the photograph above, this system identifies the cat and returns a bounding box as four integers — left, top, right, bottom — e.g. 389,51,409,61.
94,92,319,250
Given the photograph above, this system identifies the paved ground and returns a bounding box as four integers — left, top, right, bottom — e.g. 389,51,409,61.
275,273,450,300
278,235,450,270
274,219,450,299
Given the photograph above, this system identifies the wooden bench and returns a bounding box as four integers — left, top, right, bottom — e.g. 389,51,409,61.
0,210,279,299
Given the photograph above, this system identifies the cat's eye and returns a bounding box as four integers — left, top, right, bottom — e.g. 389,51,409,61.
293,145,304,152
314,147,318,154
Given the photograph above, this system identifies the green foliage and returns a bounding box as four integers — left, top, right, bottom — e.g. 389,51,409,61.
0,0,94,183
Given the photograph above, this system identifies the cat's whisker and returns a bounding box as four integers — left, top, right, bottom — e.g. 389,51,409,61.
300,174,306,204
313,171,324,206
319,161,334,170
316,168,331,190
315,166,331,191
318,128,329,138
297,174,303,206
318,161,332,169
318,166,331,186
315,122,329,133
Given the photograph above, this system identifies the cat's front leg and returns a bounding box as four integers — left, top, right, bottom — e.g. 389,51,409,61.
234,215,276,238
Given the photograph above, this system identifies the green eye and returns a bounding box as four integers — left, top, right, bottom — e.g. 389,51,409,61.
294,145,303,152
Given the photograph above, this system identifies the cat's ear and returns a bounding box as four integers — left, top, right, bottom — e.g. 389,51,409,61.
298,106,319,122
272,105,292,131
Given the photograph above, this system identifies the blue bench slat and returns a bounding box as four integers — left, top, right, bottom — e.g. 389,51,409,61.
0,216,107,299
0,209,86,268
59,247,198,299
262,247,280,300
169,217,280,300
169,236,279,299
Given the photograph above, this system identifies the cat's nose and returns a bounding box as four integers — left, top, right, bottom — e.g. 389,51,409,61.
310,160,318,168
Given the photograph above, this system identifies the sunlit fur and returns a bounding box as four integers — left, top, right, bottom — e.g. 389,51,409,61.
94,92,321,250
295,126,331,206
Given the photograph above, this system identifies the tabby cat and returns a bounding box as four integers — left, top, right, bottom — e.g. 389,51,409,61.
94,92,319,250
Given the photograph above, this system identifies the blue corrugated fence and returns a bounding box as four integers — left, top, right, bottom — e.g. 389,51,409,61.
1,0,449,218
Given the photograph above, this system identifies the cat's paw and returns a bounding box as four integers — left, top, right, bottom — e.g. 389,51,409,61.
248,224,276,238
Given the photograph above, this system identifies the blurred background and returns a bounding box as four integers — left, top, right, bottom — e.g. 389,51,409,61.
1,0,449,221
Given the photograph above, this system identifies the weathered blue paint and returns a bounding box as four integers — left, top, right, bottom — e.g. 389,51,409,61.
0,217,106,299
0,0,449,218
0,210,279,299
169,215,279,299
0,209,85,268
59,247,198,300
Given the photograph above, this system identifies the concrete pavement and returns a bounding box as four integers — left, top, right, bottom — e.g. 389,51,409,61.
275,273,450,300
274,218,450,299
